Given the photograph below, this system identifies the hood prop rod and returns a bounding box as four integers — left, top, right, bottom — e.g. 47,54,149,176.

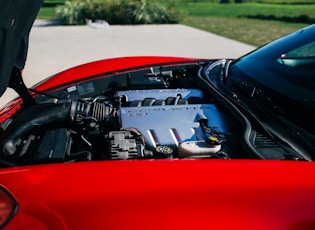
9,67,34,108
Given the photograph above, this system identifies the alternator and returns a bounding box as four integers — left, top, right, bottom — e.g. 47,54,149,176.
108,131,153,160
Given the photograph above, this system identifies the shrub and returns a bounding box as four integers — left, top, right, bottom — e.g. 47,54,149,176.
55,0,85,25
55,0,180,25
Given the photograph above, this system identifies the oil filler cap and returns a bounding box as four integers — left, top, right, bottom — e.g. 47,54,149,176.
155,146,173,158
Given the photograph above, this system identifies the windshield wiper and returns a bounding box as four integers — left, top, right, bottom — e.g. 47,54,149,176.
202,59,234,87
222,59,233,81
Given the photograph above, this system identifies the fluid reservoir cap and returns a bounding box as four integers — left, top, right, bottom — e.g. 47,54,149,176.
155,146,173,158
206,136,222,145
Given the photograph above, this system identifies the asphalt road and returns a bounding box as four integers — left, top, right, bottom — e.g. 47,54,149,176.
0,21,256,107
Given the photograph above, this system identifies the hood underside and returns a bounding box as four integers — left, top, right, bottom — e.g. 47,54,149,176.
0,0,43,97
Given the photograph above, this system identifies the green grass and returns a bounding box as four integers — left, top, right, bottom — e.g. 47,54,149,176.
38,7,57,19
38,0,314,46
179,0,315,3
175,2,315,18
165,1,314,45
38,0,64,18
182,16,308,46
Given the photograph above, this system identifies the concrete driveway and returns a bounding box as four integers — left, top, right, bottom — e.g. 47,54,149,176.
0,22,256,107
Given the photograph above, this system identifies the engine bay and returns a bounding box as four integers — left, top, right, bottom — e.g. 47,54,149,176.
1,61,298,166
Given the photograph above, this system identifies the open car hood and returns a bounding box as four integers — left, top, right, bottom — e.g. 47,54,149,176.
0,0,43,97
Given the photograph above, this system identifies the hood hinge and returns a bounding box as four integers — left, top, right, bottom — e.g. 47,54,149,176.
9,67,34,108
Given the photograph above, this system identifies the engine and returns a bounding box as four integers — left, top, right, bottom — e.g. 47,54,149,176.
0,87,240,165
0,62,250,165
0,61,307,165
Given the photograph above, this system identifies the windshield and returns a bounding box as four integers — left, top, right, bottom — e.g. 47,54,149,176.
226,25,315,133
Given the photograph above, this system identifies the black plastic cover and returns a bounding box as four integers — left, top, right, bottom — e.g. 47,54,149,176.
35,128,69,163
0,0,43,96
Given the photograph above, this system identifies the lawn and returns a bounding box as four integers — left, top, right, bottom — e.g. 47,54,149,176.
175,2,315,18
182,16,308,46
167,1,314,46
38,0,314,46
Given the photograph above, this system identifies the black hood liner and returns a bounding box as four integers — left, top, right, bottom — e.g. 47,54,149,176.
0,0,43,97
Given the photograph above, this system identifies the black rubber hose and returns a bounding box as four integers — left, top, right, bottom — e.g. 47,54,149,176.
0,102,71,157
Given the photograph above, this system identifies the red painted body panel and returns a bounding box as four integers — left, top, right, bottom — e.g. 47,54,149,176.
1,159,315,230
0,99,22,123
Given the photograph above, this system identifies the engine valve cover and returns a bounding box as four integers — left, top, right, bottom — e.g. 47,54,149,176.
118,89,230,151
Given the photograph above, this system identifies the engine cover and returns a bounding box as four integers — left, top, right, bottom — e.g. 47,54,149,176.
118,89,230,151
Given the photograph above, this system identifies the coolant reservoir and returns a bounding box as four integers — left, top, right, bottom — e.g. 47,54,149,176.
178,141,221,158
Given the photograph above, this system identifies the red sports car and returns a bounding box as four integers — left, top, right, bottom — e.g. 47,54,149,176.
0,0,314,229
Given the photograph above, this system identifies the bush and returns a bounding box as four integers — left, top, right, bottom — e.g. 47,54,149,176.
55,1,82,25
110,0,179,24
55,0,110,25
55,0,180,25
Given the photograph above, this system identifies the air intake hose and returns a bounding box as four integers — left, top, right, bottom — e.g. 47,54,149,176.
1,102,71,158
1,99,117,158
